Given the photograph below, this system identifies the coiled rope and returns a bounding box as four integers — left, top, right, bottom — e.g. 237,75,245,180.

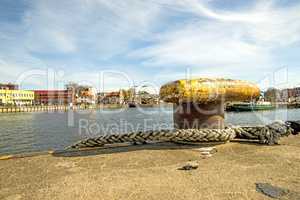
68,121,295,149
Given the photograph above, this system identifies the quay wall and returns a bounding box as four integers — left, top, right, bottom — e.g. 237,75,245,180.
0,105,75,113
277,103,300,109
0,104,129,113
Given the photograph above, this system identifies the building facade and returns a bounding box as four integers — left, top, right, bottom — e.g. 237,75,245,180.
98,91,124,104
76,87,97,105
65,83,96,105
264,87,300,103
34,90,75,105
0,90,34,106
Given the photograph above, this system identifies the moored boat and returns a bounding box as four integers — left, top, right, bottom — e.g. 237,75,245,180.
227,101,275,112
128,102,137,108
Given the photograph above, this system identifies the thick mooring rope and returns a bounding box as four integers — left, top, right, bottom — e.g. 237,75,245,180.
68,121,297,149
233,121,294,145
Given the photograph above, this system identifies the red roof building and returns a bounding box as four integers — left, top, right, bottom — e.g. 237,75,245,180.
34,90,75,105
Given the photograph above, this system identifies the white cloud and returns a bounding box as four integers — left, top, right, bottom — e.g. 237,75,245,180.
128,0,300,84
179,0,270,23
0,0,299,90
177,0,300,46
130,22,270,67
22,0,163,57
0,0,165,89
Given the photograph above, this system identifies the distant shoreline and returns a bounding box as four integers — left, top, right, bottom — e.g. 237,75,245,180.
0,103,299,114
0,104,164,113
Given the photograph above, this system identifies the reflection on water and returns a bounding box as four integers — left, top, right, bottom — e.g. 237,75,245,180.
0,106,300,155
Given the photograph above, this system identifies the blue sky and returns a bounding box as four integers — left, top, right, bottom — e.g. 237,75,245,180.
0,0,299,92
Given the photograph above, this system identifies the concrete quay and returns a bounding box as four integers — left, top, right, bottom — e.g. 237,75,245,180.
1,136,300,200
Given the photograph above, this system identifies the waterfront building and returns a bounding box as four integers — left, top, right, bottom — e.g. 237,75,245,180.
0,89,34,106
65,83,96,105
135,91,159,105
98,90,158,105
97,92,105,104
264,88,281,102
34,90,75,105
76,87,97,105
99,91,124,104
284,87,300,103
264,87,300,103
35,83,97,105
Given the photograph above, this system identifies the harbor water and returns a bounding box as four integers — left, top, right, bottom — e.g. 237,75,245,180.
1,106,300,156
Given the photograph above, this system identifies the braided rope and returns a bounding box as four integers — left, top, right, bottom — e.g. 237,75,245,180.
68,121,294,149
234,121,294,145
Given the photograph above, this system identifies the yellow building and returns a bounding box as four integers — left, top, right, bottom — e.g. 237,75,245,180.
0,90,34,106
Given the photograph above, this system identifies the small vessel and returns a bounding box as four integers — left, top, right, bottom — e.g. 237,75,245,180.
128,102,137,108
227,101,275,112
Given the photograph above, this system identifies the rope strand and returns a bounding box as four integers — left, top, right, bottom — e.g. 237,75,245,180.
67,121,294,149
